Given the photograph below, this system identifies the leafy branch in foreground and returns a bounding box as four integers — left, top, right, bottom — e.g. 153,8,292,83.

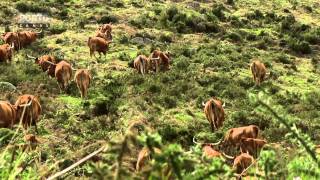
249,92,320,168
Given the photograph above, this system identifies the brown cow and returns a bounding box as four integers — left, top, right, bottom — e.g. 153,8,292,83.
203,98,225,132
87,37,112,58
18,30,40,48
223,125,260,147
240,138,267,157
0,44,14,63
233,152,254,175
149,50,171,71
1,32,20,50
250,60,267,86
134,55,148,75
74,69,92,98
202,145,234,160
47,61,72,91
0,101,17,128
136,147,162,171
15,95,42,132
27,54,57,72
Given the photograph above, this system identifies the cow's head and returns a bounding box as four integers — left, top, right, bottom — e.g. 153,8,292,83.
47,64,57,77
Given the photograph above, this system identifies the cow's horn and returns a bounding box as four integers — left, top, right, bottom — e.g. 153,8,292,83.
43,60,56,65
193,136,201,145
19,97,35,107
210,140,222,146
221,152,234,159
202,101,206,107
10,43,14,49
27,54,36,59
222,102,226,108
151,57,160,60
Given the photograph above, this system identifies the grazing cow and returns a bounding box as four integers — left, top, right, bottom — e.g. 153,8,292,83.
203,98,225,132
240,138,267,157
149,50,171,71
87,37,112,58
223,125,260,147
0,101,17,128
27,55,57,72
0,44,14,63
98,23,112,34
47,61,72,91
136,147,162,171
15,95,42,132
233,153,254,174
250,60,267,86
1,32,20,50
18,30,41,48
74,69,92,98
133,55,149,75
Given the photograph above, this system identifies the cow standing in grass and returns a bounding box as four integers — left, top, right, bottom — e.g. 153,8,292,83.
0,101,17,128
18,30,41,48
27,54,57,72
1,32,20,50
233,152,254,175
74,69,92,98
88,37,112,58
47,61,72,91
0,44,14,63
250,60,267,86
15,95,42,132
203,97,225,132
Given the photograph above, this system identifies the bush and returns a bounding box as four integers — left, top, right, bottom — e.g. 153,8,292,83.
289,39,312,54
48,23,67,34
16,1,51,14
118,52,131,61
98,14,118,24
159,33,173,43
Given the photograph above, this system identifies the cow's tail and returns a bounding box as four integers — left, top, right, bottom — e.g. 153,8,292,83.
62,66,71,90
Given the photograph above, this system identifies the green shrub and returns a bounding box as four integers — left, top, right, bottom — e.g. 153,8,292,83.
48,23,67,34
289,39,312,54
98,14,118,24
15,1,51,14
118,52,131,61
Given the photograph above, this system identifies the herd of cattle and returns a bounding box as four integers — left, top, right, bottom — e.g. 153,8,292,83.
0,23,270,177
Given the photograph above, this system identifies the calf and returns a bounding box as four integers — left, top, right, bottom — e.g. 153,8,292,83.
87,37,112,58
0,44,14,63
240,138,267,157
0,101,17,128
15,95,42,132
203,97,225,132
74,69,92,98
233,153,254,175
250,60,267,86
48,61,72,91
